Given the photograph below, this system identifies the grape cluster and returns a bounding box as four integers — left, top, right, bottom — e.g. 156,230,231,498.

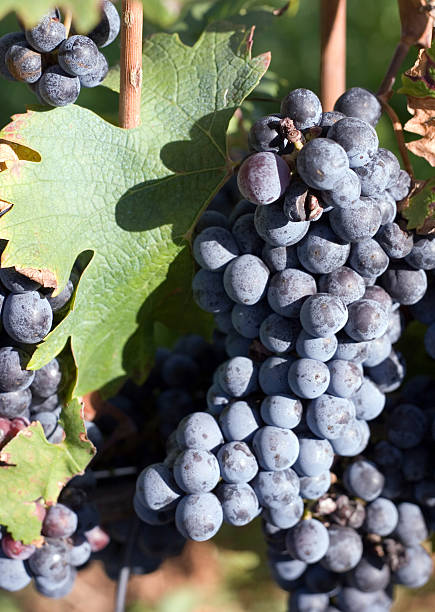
0,334,222,597
0,266,80,447
0,2,120,106
133,85,434,610
0,487,109,597
90,334,226,582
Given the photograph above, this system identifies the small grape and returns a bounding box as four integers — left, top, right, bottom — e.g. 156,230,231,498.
217,441,258,483
343,458,384,501
1,535,35,561
253,425,299,471
300,293,348,338
88,0,121,48
334,87,382,126
219,401,260,442
297,223,350,274
321,169,361,208
288,358,330,399
329,198,382,243
254,201,309,247
175,493,223,541
25,12,66,53
280,88,322,130
293,436,334,477
307,394,355,439
58,35,99,76
349,239,389,278
5,42,42,83
0,33,26,81
3,291,53,344
321,525,363,573
286,518,330,564
260,394,302,429
388,169,411,201
42,503,78,538
237,152,290,205
344,298,389,341
38,65,81,107
248,114,286,153
327,359,362,398
318,267,365,306
173,449,220,494
193,226,239,271
216,483,259,526
253,468,299,508
223,254,269,305
296,138,349,190
364,498,398,536
380,266,427,305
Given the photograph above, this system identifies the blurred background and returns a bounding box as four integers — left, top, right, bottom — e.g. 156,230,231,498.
0,0,433,610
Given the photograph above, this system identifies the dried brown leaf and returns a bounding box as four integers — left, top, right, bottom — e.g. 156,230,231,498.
405,95,435,165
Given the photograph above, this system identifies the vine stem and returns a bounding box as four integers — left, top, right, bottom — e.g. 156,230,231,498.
114,515,140,612
119,0,143,129
380,100,414,178
320,0,346,111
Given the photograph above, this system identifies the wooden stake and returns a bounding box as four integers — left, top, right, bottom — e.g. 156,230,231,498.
320,0,346,111
119,0,143,129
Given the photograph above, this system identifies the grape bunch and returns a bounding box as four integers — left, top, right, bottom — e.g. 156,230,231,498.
132,84,434,610
0,333,223,597
85,334,226,583
0,265,79,446
0,2,120,106
0,485,109,597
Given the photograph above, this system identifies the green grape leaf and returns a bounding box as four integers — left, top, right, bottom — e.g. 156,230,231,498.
402,177,435,234
0,25,269,397
0,1,101,31
0,398,94,544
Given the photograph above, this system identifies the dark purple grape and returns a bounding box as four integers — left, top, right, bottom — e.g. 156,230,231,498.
0,32,26,80
248,114,286,153
334,87,382,126
328,117,378,168
38,65,80,107
42,503,78,538
25,12,66,53
88,0,121,48
5,42,42,83
280,88,322,130
237,152,290,205
58,35,99,77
